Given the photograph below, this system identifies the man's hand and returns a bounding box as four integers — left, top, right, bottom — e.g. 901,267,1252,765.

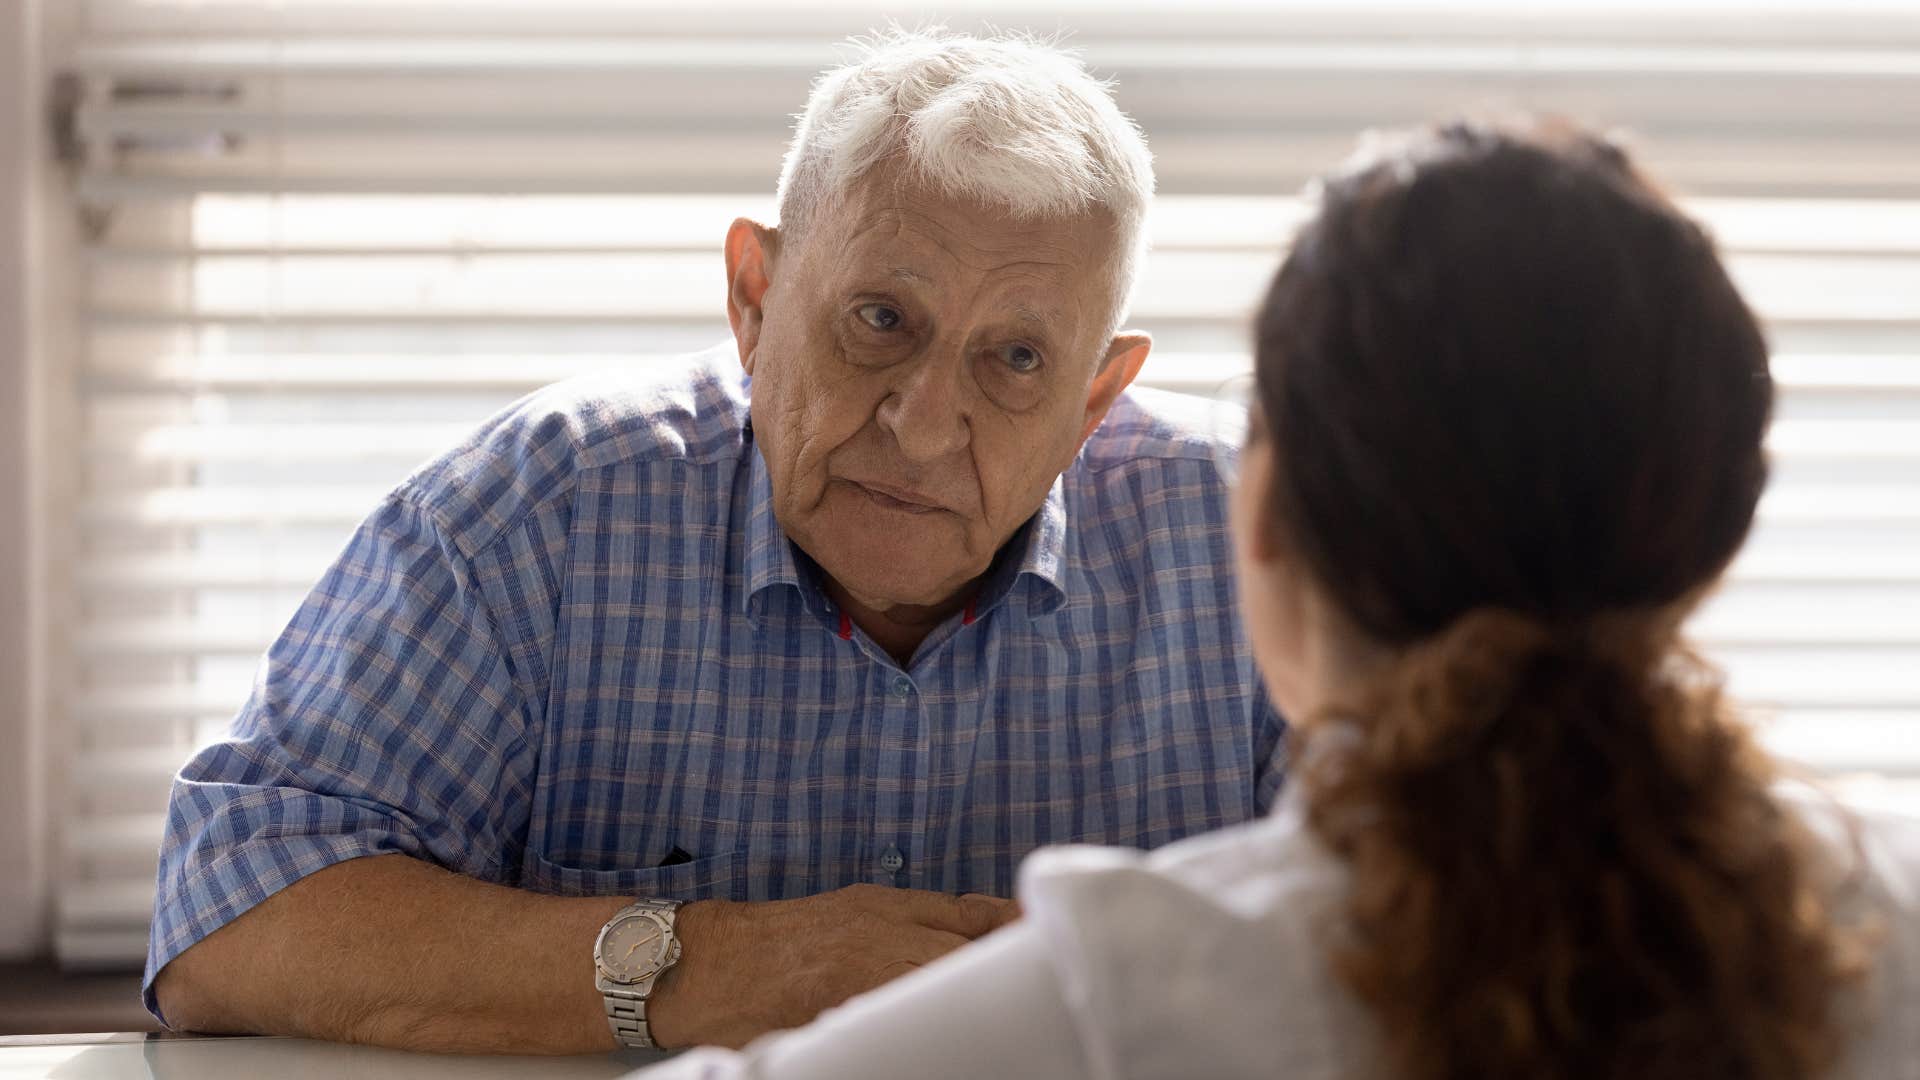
647,884,1019,1049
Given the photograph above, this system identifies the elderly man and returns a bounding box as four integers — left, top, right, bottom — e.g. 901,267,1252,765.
147,29,1285,1055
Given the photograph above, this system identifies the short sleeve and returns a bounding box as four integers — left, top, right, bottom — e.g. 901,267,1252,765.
143,494,537,1020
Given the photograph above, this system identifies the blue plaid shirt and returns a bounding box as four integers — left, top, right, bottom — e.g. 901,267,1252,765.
145,344,1287,1014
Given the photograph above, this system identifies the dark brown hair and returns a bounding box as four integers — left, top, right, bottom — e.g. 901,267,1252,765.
1253,120,1858,1079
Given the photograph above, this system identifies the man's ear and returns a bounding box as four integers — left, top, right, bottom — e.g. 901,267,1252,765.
725,218,779,375
1077,332,1152,449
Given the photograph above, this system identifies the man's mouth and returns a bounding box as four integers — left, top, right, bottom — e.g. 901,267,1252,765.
849,480,946,515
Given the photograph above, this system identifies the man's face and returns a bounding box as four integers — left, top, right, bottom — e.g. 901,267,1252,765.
730,173,1142,610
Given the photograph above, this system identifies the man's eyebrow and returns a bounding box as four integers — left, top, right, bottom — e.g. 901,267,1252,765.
879,269,1060,330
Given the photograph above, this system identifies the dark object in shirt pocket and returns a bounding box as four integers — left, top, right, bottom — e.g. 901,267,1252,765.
519,847,740,901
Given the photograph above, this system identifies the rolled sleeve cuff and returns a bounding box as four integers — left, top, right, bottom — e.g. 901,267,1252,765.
142,789,430,1025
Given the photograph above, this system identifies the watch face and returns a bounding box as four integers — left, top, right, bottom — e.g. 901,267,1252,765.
599,912,672,984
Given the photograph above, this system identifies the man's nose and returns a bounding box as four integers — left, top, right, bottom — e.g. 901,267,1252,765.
876,353,971,462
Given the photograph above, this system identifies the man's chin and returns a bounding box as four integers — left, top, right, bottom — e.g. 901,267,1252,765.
820,561,971,611
804,531,983,611
786,494,982,605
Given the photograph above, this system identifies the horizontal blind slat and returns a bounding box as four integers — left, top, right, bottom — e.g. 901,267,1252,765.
76,196,1920,256
71,610,1920,664
78,416,1920,466
57,705,1920,773
52,930,157,971
86,423,479,464
68,38,1920,79
83,486,1919,528
70,3,1920,46
65,814,169,859
70,545,1920,596
78,350,1920,393
74,160,1920,203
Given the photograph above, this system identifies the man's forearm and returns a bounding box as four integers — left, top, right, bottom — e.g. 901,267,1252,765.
153,853,630,1055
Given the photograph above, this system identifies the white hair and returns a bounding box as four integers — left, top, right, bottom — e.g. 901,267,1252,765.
776,27,1156,335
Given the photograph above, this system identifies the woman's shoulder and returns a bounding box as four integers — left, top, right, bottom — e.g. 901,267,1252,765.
1772,778,1920,907
1771,778,1920,1076
1019,789,1347,941
1016,791,1378,1080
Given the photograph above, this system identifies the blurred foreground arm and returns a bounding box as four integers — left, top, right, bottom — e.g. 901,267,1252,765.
630,922,1090,1080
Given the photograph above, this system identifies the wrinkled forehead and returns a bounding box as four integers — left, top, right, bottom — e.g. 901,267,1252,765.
803,168,1124,304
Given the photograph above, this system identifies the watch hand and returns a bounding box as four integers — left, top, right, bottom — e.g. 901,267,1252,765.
623,928,661,959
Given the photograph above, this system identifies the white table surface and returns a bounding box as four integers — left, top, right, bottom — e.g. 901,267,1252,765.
0,1033,669,1080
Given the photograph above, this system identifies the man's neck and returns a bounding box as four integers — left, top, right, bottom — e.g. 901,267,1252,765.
822,577,973,668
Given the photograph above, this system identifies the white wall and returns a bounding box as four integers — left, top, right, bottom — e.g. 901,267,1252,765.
0,0,67,960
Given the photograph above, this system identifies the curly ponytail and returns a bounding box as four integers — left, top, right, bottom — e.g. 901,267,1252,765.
1302,610,1849,1079
1252,120,1860,1078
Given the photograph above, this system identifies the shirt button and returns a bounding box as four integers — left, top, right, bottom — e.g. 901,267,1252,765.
890,676,914,700
878,845,906,875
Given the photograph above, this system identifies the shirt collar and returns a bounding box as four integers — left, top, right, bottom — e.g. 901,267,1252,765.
740,441,1072,624
742,442,806,618
988,473,1070,620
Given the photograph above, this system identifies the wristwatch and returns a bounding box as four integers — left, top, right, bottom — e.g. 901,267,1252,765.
593,899,683,1049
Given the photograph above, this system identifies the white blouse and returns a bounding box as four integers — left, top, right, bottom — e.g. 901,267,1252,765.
632,781,1920,1080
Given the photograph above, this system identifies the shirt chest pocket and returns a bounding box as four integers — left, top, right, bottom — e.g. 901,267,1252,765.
519,847,742,902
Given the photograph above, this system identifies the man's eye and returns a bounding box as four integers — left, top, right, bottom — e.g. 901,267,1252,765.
857,304,903,331
999,343,1043,374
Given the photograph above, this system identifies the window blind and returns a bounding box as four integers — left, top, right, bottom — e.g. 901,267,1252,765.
49,1,1920,969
